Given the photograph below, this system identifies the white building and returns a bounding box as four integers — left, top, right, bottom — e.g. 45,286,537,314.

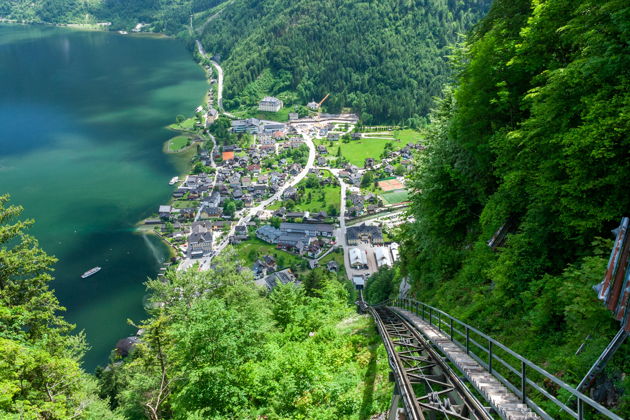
307,101,319,110
258,96,283,112
374,247,392,268
390,242,400,262
349,247,368,269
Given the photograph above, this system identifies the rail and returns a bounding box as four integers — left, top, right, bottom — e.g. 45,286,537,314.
368,300,493,419
385,298,622,420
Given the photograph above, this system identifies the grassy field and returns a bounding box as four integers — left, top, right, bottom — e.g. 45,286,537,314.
336,129,422,166
393,129,423,143
294,183,341,213
339,139,393,166
167,117,197,131
166,135,191,152
172,200,199,209
236,238,304,268
380,189,409,205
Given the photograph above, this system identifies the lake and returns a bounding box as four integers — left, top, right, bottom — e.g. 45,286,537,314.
0,24,207,369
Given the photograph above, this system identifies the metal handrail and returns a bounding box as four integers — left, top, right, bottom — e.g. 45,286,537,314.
391,298,622,420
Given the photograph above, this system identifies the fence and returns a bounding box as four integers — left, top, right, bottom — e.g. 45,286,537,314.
384,298,622,420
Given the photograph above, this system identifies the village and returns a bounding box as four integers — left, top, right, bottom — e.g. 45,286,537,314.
147,90,424,291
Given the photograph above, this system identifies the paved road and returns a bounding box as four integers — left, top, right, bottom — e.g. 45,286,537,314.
193,133,218,223
195,40,224,111
203,128,316,267
327,169,359,281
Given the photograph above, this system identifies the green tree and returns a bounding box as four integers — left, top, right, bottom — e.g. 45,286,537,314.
0,195,115,418
360,171,374,188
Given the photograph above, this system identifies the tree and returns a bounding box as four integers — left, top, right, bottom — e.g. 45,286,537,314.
0,195,115,418
360,171,374,188
223,200,236,217
270,216,281,229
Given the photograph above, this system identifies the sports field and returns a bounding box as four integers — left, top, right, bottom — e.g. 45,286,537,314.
378,179,405,191
380,189,409,205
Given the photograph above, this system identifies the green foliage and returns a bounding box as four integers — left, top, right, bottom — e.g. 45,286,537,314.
365,267,396,305
360,171,374,188
0,195,115,418
101,250,393,418
402,0,630,414
199,0,492,122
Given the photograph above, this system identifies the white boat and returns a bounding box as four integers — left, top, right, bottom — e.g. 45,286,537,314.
81,267,101,279
169,176,179,185
118,30,128,35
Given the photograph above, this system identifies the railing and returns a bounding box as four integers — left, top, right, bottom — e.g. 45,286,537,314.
382,298,622,420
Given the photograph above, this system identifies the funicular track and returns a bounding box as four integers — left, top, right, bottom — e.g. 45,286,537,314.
369,302,493,420
361,292,623,420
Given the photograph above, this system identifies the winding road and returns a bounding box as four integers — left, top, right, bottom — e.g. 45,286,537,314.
204,129,316,268
195,40,224,111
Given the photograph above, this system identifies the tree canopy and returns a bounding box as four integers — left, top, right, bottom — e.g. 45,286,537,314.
0,195,115,418
401,0,630,413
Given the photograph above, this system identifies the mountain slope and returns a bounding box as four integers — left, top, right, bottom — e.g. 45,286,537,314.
399,0,630,413
198,0,492,123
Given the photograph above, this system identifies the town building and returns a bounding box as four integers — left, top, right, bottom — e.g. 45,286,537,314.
346,224,384,245
374,247,392,268
188,222,214,258
159,205,172,219
258,96,283,112
277,232,309,253
280,222,334,237
256,225,282,244
256,268,297,291
353,275,365,290
231,118,261,134
349,247,368,269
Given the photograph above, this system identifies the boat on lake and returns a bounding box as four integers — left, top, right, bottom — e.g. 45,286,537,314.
81,267,101,279
169,176,179,185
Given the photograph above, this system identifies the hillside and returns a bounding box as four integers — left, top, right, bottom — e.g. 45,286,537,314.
394,0,630,413
197,0,492,123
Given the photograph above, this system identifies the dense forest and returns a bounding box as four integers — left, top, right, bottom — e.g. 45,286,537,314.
391,0,630,413
197,0,492,123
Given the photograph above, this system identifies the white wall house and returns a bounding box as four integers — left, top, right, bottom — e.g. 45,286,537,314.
258,96,283,112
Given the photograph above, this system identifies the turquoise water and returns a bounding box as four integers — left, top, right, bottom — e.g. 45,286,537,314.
0,25,207,369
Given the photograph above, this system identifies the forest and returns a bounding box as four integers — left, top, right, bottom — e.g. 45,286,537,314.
391,0,630,414
197,0,492,123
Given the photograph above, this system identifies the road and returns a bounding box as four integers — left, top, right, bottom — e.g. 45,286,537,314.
326,169,359,281
195,39,224,111
195,127,316,269
193,133,218,223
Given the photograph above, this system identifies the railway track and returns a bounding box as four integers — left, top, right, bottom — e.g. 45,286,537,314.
367,300,493,420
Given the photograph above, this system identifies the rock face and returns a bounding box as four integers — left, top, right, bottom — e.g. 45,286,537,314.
590,375,621,407
115,336,140,358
